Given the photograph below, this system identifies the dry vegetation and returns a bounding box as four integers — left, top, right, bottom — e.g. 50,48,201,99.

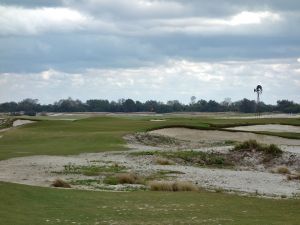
287,173,300,181
233,140,283,156
275,166,291,174
155,157,174,165
149,181,199,192
104,173,144,185
51,179,71,188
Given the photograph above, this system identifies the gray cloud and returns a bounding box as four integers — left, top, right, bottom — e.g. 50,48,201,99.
1,59,299,104
0,0,299,103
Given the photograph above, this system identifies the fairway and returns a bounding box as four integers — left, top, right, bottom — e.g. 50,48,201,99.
1,182,300,225
0,116,299,160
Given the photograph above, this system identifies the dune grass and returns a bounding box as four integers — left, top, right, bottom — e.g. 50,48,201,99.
0,182,300,225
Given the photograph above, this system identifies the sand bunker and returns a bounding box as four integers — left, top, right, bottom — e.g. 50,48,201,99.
150,128,300,147
13,119,35,127
226,124,300,133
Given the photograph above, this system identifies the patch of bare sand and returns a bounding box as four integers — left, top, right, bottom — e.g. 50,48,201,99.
226,124,300,133
150,128,300,147
13,119,35,127
0,150,299,197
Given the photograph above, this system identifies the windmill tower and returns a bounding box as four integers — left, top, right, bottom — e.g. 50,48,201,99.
254,85,263,116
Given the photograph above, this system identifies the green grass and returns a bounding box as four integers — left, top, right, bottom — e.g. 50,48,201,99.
0,116,299,160
233,140,283,156
1,182,300,225
58,163,126,176
131,150,231,168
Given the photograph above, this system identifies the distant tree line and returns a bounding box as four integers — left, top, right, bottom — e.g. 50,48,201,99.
0,97,299,115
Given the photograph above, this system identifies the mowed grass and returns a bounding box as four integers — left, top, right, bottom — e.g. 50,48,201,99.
0,116,299,160
0,182,299,225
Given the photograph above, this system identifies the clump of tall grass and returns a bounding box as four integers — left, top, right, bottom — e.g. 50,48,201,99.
155,157,174,165
275,166,291,174
104,173,144,185
287,173,300,181
51,179,71,188
148,181,198,192
233,140,282,156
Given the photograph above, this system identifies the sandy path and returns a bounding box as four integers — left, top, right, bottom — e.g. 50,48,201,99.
226,124,300,133
0,148,299,197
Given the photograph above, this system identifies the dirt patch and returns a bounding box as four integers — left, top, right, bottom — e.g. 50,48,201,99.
226,124,300,133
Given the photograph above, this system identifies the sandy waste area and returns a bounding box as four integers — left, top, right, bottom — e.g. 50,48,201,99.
0,127,299,198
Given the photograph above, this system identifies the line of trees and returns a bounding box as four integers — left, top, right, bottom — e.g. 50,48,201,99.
0,98,299,114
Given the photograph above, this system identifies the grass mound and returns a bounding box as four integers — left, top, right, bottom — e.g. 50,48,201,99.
51,179,71,188
149,181,198,192
233,140,282,156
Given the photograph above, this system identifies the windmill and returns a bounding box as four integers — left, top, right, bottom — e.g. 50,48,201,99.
254,85,263,115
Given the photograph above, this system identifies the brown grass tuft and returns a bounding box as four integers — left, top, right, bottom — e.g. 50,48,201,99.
149,181,198,192
51,179,71,188
116,173,138,184
276,166,291,174
155,157,174,165
287,173,300,181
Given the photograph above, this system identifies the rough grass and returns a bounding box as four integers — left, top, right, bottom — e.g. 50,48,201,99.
51,179,71,188
60,163,125,176
287,173,300,181
161,150,231,168
104,173,143,185
155,157,174,165
149,181,199,192
276,166,291,174
132,150,233,168
233,140,283,156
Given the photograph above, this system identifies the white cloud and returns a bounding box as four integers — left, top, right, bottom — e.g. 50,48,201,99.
0,5,90,35
297,58,300,63
228,11,280,26
146,11,281,34
1,59,299,104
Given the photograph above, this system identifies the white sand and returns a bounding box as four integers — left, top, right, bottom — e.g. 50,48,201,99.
226,124,300,133
13,119,35,127
0,149,299,197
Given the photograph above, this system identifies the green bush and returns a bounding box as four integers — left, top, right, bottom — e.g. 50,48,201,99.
233,140,282,156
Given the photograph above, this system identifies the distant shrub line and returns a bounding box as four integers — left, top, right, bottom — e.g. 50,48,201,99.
1,98,299,114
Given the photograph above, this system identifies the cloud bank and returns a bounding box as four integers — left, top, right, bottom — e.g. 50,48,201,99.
0,0,299,103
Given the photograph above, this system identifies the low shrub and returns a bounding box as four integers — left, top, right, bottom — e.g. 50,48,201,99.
51,179,71,188
233,140,282,156
149,181,198,192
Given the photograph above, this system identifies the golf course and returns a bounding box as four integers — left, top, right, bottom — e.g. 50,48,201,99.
0,114,300,225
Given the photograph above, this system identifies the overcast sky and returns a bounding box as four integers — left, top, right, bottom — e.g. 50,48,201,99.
0,0,299,104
